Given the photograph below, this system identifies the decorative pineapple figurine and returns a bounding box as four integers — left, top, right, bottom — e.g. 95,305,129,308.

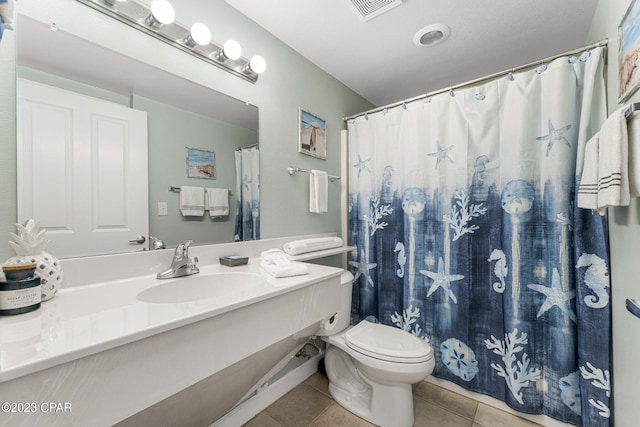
5,219,63,301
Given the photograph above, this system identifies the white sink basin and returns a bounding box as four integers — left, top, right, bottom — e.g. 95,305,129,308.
137,272,267,304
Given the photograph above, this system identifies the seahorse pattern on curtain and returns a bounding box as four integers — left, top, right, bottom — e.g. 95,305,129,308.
347,48,610,426
234,146,260,241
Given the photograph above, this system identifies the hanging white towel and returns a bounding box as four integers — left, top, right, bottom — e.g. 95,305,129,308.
628,110,640,197
596,106,629,211
577,106,632,215
309,170,328,213
577,136,600,211
205,188,229,218
179,186,205,216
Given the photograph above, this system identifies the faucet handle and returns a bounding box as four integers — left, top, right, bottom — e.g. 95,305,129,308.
150,236,165,250
179,239,193,248
175,240,194,256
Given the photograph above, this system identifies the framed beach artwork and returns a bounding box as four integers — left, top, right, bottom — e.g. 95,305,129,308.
186,147,216,179
619,0,640,101
298,108,327,159
0,0,15,44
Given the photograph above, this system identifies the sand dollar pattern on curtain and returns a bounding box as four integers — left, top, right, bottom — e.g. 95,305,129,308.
347,47,610,426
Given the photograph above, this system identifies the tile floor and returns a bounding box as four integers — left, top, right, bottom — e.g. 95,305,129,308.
243,372,543,427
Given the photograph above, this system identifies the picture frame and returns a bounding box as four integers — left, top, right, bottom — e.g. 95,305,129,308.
186,147,216,179
298,108,327,159
619,0,640,102
0,0,15,45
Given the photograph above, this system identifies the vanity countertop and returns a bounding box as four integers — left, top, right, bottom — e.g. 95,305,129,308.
0,259,343,383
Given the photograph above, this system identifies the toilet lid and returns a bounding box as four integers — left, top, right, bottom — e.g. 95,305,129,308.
345,321,433,363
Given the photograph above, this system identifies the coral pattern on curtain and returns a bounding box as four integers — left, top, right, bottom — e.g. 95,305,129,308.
347,47,610,426
234,146,260,241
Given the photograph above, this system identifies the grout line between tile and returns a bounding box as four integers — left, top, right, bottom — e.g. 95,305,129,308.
272,413,287,427
307,403,334,426
470,398,479,422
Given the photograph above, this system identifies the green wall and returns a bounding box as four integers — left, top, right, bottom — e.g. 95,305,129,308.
0,0,373,260
135,94,256,248
15,67,258,249
587,1,640,426
0,19,16,261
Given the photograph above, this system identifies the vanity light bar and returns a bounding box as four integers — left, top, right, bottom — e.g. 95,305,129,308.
75,0,265,83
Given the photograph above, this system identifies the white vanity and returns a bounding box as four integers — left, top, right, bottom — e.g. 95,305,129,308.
0,235,345,426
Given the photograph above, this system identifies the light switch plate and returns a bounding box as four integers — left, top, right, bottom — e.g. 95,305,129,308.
158,202,168,216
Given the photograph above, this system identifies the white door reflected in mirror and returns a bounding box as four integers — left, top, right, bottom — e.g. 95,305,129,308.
17,79,149,258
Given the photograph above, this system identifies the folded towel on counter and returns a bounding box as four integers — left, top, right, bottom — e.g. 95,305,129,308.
309,170,328,213
180,186,205,216
261,249,293,266
578,106,630,214
283,237,343,255
260,261,309,278
205,188,229,218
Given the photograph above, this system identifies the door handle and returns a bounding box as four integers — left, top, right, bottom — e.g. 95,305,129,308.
129,235,146,245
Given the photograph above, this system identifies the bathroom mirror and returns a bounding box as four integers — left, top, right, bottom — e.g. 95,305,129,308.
15,15,259,258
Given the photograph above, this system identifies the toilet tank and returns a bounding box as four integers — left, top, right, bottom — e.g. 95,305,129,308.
316,270,354,336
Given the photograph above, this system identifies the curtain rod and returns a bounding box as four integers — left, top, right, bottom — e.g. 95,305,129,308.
236,143,259,151
343,39,608,122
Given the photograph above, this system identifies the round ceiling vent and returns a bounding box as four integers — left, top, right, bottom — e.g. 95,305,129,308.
413,24,451,47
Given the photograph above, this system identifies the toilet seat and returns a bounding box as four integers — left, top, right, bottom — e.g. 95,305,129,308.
345,321,433,363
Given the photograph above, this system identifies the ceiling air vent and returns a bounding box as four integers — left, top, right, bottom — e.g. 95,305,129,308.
348,0,404,22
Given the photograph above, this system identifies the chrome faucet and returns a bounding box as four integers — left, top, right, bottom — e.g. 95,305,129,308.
156,240,200,279
149,236,166,250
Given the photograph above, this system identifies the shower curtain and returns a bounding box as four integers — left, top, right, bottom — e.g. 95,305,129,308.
347,47,610,426
234,146,260,241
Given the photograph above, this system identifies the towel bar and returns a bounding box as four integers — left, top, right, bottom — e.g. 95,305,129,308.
168,186,231,195
287,167,340,182
624,102,640,118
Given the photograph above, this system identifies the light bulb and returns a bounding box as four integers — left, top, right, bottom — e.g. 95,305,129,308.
223,40,242,61
147,0,175,27
188,23,211,46
249,55,266,74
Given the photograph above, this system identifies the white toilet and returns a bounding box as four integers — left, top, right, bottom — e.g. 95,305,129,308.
316,271,435,427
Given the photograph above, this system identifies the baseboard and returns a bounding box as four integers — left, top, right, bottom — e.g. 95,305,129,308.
425,376,572,427
213,351,573,427
212,353,322,427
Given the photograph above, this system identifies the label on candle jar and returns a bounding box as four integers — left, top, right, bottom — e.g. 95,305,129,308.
0,285,42,310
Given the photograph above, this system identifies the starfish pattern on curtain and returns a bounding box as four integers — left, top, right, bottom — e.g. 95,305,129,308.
347,47,610,426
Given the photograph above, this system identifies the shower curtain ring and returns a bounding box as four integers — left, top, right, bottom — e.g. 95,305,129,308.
580,49,591,62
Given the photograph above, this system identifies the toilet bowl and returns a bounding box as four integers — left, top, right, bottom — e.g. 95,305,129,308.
316,271,435,427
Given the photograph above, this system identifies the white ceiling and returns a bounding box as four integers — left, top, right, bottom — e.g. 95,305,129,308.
224,0,600,107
